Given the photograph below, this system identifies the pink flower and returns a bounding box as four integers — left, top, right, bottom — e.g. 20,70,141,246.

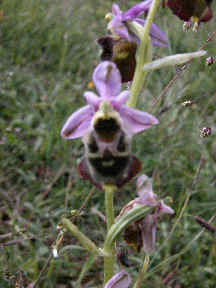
61,61,158,140
108,1,168,46
119,175,174,253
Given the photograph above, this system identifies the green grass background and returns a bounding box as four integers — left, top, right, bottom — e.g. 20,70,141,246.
1,0,216,287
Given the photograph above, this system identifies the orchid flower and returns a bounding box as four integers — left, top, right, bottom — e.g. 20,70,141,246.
119,175,174,254
108,1,168,46
61,61,158,140
97,1,168,82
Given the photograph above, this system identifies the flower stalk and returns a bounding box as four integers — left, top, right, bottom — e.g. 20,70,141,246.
127,0,161,108
104,184,117,284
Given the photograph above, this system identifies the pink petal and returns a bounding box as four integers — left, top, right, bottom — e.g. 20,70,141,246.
108,14,132,42
135,19,168,47
93,61,122,98
104,270,131,288
158,200,175,215
136,174,149,189
141,214,156,254
111,91,130,111
61,105,93,139
136,175,157,205
112,4,122,17
123,0,153,21
84,91,100,111
119,106,159,135
115,91,130,105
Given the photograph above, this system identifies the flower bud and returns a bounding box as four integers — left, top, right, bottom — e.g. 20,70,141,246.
105,13,112,22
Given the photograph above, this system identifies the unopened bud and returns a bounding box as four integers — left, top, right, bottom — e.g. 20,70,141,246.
105,13,112,22
200,126,211,138
206,56,214,66
87,81,94,89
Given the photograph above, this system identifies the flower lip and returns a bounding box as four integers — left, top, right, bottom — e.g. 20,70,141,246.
79,128,142,189
94,117,121,142
92,101,122,142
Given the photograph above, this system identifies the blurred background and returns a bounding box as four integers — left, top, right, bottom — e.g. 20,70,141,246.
1,0,216,287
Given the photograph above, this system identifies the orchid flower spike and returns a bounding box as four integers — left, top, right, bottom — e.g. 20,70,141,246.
61,61,158,140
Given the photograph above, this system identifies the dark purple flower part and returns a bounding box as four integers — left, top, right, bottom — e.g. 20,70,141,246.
61,61,158,140
167,0,213,23
104,270,131,288
78,119,142,189
108,1,168,47
119,175,174,254
97,37,137,82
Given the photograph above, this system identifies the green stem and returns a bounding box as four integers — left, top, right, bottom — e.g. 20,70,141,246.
103,184,116,285
127,0,160,108
105,184,115,229
142,0,161,46
133,255,150,288
127,54,149,109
